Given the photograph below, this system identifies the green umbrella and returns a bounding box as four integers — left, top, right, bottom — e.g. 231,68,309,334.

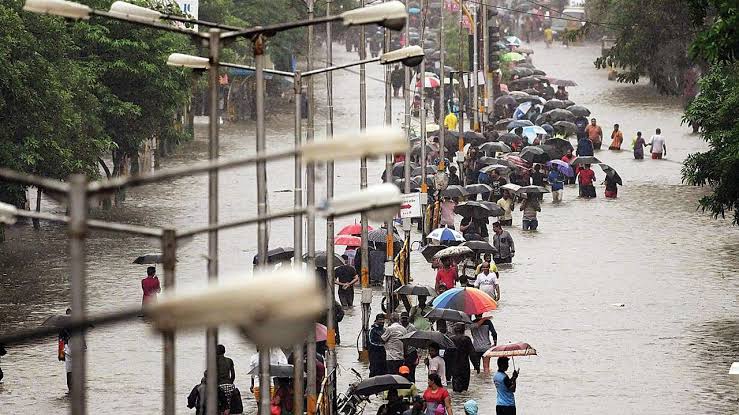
500,52,525,62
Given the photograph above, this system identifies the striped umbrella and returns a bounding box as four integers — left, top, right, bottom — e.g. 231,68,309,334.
503,155,531,169
432,287,497,315
427,227,465,243
483,342,537,358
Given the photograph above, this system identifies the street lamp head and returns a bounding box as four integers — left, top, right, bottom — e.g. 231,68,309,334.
167,53,210,69
731,362,739,375
341,1,407,31
381,45,425,67
148,268,324,347
300,127,407,163
23,0,91,19
108,1,161,23
0,202,18,225
317,183,402,221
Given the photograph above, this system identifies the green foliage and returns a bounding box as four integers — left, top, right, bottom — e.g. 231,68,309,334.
443,11,469,72
688,0,739,63
588,0,697,95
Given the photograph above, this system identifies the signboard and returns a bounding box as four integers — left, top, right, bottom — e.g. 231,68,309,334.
174,0,198,18
399,193,422,219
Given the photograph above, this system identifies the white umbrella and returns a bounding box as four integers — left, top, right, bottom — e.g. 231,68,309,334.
427,227,465,243
433,245,474,259
246,348,288,375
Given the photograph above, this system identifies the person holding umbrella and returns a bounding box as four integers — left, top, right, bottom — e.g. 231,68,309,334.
491,222,515,264
141,266,161,307
469,315,497,374
450,323,474,393
410,296,432,331
548,166,565,203
604,173,621,199
577,164,597,198
493,357,519,415
520,194,542,231
369,314,388,377
496,191,515,226
561,148,576,184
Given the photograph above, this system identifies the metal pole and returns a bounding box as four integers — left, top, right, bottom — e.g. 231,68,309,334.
439,3,446,168
358,0,371,362
206,28,220,415
403,0,412,284
472,6,480,130
383,2,395,314
292,71,305,415
162,229,177,415
69,174,87,415
483,0,492,122
324,2,336,413
254,34,273,415
305,2,317,413
419,0,428,240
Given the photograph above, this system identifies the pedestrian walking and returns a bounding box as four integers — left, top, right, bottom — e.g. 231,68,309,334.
423,373,453,415
141,266,161,307
448,165,461,186
474,262,499,301
382,313,408,376
409,296,432,331
435,258,458,292
439,197,457,229
335,258,359,308
187,371,228,415
391,65,404,98
548,167,565,203
577,164,597,198
520,195,541,231
444,111,458,132
491,222,515,264
493,357,519,415
369,314,387,377
496,191,514,226
576,135,594,157
585,118,603,150
604,174,620,199
649,128,667,159
469,315,497,374
425,343,447,387
561,149,576,184
400,312,419,382
489,170,507,203
450,323,473,393
609,124,623,150
530,165,546,187
632,131,647,160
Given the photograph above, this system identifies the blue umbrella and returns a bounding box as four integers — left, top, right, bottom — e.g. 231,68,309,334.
409,7,421,14
505,36,522,47
428,227,465,243
512,125,547,141
546,159,575,177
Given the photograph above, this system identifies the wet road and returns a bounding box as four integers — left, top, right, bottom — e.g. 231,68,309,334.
1,41,738,414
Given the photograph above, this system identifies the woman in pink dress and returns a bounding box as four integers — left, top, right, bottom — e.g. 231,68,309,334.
141,266,161,306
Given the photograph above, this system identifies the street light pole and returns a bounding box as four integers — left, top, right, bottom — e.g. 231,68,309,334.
402,0,411,284
383,2,394,314
68,174,88,415
305,2,317,413
358,0,371,362
419,0,428,240
161,228,177,415
439,3,446,167
206,28,220,415
292,70,305,415
472,5,479,130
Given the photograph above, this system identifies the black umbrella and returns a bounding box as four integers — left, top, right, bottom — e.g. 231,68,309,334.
541,141,572,160
395,284,437,297
553,121,578,135
499,133,520,145
420,245,447,263
599,164,623,185
494,95,517,107
479,141,512,155
133,253,162,264
392,161,415,177
454,201,492,219
354,375,413,396
543,99,568,111
510,67,534,77
253,247,295,265
410,144,433,160
411,165,437,176
464,183,493,195
441,185,468,198
477,156,500,166
461,240,498,254
513,94,536,104
367,228,402,244
551,78,578,87
401,330,456,349
424,308,472,323
534,113,549,126
532,69,547,76
522,88,540,96
42,315,72,329
247,364,298,378
494,118,515,130
567,105,591,117
302,251,344,267
570,156,601,166
515,62,536,69
544,108,576,122
507,120,534,130
519,146,550,164
562,99,576,107
480,201,505,216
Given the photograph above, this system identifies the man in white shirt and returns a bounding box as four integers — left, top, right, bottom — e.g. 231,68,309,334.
427,343,447,386
649,128,667,159
381,313,407,376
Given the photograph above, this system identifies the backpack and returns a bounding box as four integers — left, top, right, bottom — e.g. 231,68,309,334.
230,387,244,414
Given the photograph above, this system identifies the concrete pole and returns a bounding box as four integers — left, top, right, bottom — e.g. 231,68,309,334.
439,3,446,168
358,0,371,362
483,0,493,122
419,0,428,240
324,2,336,413
292,71,305,415
161,229,177,415
472,6,480,129
68,174,87,415
403,0,412,283
383,1,394,314
205,28,220,415
254,34,272,415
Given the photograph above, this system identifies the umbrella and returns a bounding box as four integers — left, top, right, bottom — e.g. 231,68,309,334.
518,146,549,163
133,253,162,264
461,240,498,254
494,95,517,107
541,123,554,135
504,36,522,47
428,227,465,243
302,251,344,267
483,342,538,358
247,349,289,374
567,105,591,117
415,74,441,89
432,287,497,315
507,120,534,130
512,102,533,120
501,183,521,193
335,235,361,247
516,126,548,142
247,363,297,378
420,245,447,263
440,185,468,198
500,52,525,62
388,161,415,178
544,108,576,122
522,88,541,96
42,314,72,328
542,138,574,159
532,69,547,76
410,143,433,160
454,201,492,219
546,159,575,177
543,99,568,111
424,308,473,323
433,245,474,259
480,201,505,216
569,156,601,166
510,67,534,77
512,94,535,104
510,76,541,88
599,164,623,185
512,46,534,54
480,164,511,175
411,165,437,176
515,62,535,68
494,118,515,130
499,133,521,145
516,185,550,196
338,223,374,236
553,121,578,135
465,183,493,195
253,247,295,265
315,323,328,342
367,228,402,245
354,375,413,396
401,330,456,349
550,78,578,87
503,155,531,169
395,284,437,297
479,142,512,155
477,156,500,166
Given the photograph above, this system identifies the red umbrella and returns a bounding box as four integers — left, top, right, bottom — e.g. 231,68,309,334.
483,342,537,358
503,155,531,170
335,235,361,247
316,323,327,342
338,223,374,236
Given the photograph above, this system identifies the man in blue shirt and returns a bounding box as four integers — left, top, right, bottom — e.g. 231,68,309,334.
548,167,565,203
493,357,519,414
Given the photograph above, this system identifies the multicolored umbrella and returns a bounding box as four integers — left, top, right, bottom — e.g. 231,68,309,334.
432,287,498,315
415,74,441,88
428,227,465,243
514,125,548,142
483,342,537,358
334,235,361,247
546,159,575,177
338,223,374,236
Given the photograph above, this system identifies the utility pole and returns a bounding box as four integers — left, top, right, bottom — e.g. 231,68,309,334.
419,0,428,240
324,1,336,413
305,1,317,414
438,2,446,168
383,0,395,313
402,0,412,284
358,0,371,363
472,5,480,130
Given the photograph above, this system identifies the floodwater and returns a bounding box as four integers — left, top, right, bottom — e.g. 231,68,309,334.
1,41,738,414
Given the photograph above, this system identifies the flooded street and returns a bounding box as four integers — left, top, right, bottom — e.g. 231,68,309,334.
2,40,738,414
